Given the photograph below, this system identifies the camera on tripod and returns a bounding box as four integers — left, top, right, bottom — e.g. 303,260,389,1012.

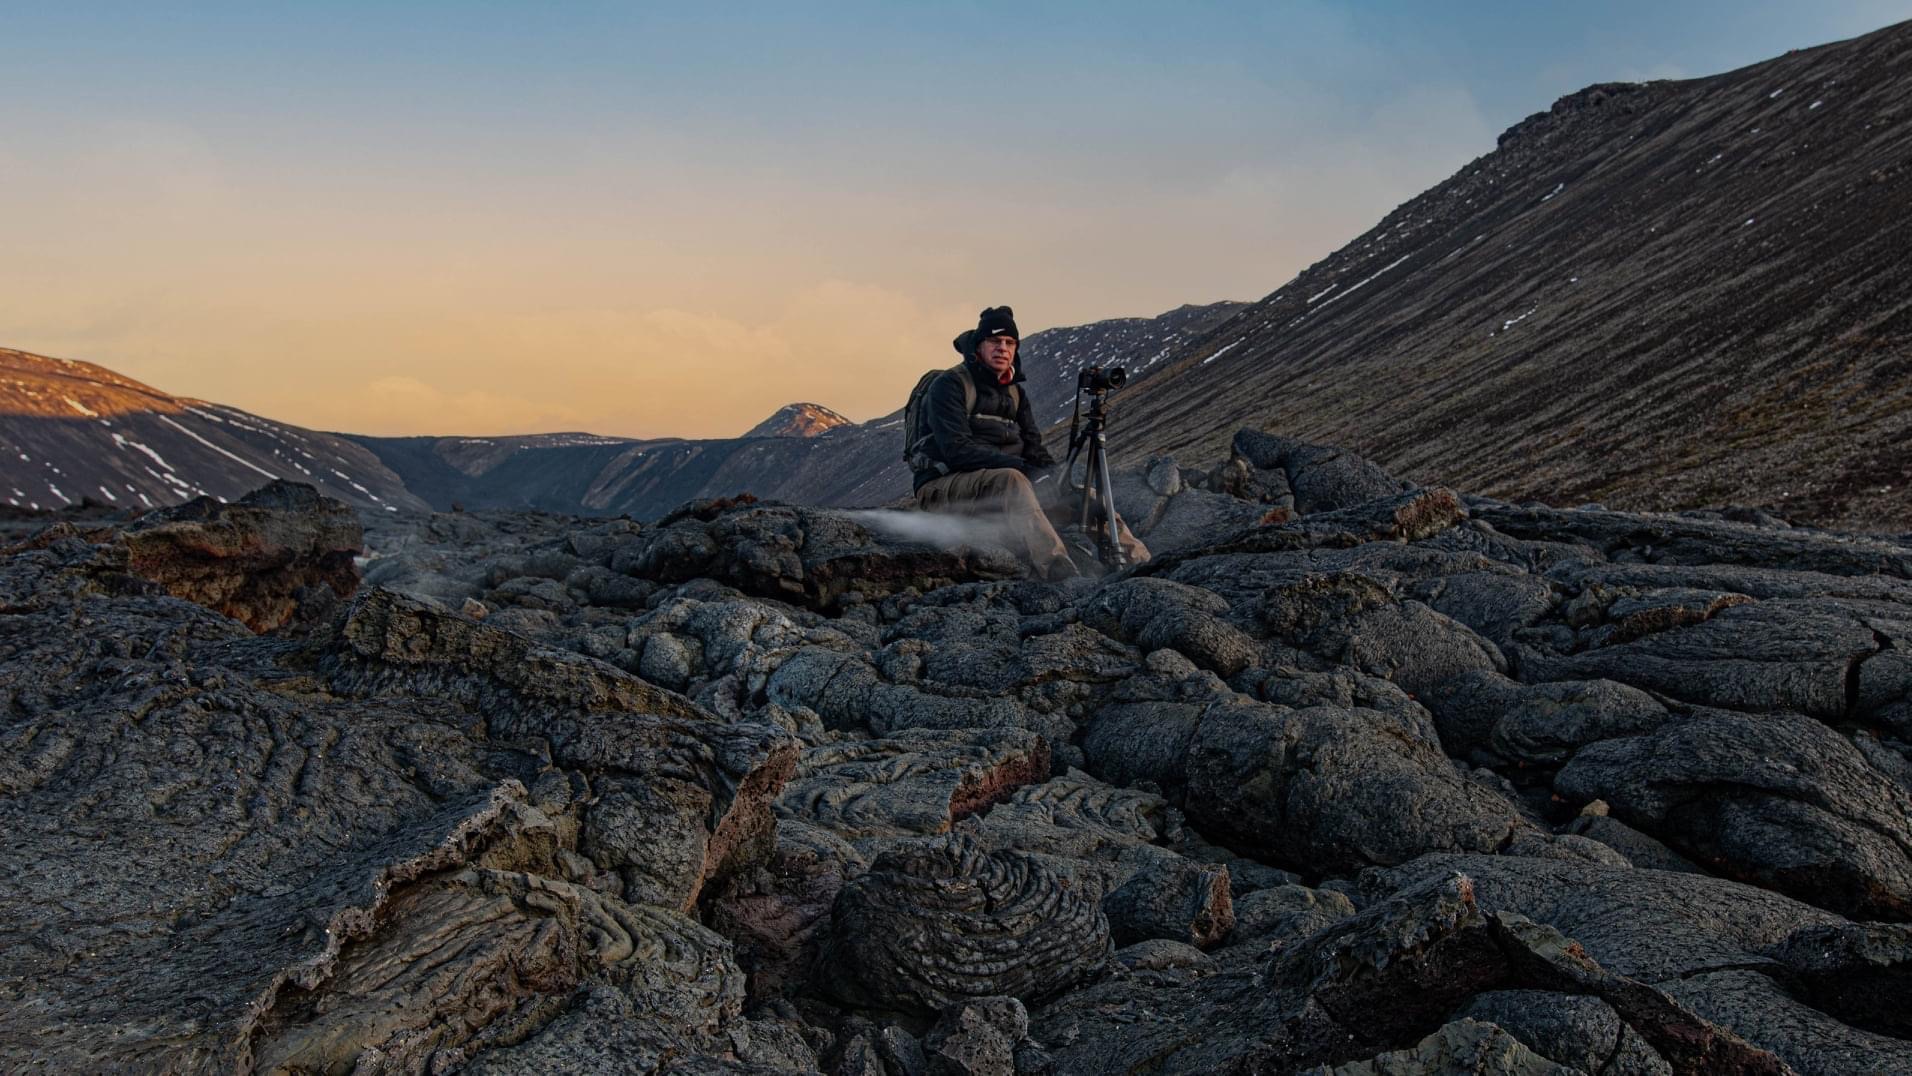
1063,363,1131,570
1077,364,1127,393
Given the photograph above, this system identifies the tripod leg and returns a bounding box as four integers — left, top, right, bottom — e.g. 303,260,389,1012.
1074,444,1095,533
1062,426,1093,531
1092,429,1124,569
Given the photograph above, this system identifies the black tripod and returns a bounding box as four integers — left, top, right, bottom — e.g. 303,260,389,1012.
1061,373,1127,570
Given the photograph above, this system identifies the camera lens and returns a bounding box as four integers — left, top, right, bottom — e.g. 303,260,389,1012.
1078,364,1129,393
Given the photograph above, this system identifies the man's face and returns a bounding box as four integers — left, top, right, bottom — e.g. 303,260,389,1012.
977,334,1017,376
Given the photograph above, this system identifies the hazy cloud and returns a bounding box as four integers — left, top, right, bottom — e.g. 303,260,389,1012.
342,376,587,436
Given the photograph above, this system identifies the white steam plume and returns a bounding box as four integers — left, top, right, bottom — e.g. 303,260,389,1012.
843,508,1016,551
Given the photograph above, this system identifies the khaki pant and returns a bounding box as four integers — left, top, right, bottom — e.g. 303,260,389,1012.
916,467,1150,575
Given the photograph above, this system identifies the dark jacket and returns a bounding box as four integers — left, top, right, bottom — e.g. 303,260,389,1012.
913,340,1057,492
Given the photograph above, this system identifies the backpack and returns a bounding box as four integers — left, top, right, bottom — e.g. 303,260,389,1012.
903,364,1021,476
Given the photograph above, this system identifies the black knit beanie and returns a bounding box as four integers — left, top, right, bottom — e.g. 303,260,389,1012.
975,306,1019,343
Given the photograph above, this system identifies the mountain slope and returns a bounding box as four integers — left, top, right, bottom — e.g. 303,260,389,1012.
333,433,649,514
1019,302,1250,428
1110,21,1912,531
0,348,424,514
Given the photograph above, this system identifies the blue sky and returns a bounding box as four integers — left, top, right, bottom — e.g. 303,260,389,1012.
3,2,1908,435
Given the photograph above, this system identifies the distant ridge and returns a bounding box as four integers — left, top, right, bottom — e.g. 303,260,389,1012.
0,348,423,514
345,301,1246,518
743,403,852,439
0,302,1244,522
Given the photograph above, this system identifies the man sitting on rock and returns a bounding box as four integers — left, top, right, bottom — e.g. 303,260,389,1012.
913,306,1149,578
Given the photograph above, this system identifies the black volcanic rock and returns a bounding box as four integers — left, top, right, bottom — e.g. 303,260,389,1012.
774,728,1052,840
1370,855,1912,1075
3,479,362,632
1553,707,1912,920
1083,672,1535,876
6,422,1912,1070
0,503,798,1070
821,834,1114,1014
1030,873,1789,1074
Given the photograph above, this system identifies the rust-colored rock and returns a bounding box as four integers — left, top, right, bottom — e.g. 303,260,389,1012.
120,480,362,631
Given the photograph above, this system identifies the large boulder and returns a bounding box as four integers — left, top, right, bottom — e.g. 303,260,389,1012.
1136,487,1272,557
1454,991,1673,1076
1229,883,1356,944
822,834,1113,1013
1553,708,1912,920
250,870,747,1073
1253,568,1507,695
1522,599,1880,722
1083,676,1532,875
1,479,363,631
122,480,363,631
1229,429,1412,514
924,996,1031,1076
1419,671,1670,766
704,820,868,999
1078,576,1262,676
1182,700,1530,872
1101,854,1235,949
323,586,710,722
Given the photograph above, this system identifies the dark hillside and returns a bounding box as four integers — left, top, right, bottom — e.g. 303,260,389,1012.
343,434,652,514
1109,21,1912,531
0,348,423,514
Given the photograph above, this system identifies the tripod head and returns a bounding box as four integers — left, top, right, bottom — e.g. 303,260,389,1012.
1077,364,1127,394
1068,363,1126,452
